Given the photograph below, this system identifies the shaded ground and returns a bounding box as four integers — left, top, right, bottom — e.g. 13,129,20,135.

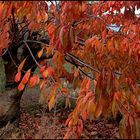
0,87,119,139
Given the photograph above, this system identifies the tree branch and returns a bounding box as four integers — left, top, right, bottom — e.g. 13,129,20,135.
26,40,50,47
66,53,100,73
65,57,95,80
23,40,41,68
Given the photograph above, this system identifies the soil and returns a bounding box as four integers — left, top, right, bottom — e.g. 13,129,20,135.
0,86,119,139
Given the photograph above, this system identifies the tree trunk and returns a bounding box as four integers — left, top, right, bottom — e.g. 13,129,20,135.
0,57,22,127
0,89,22,127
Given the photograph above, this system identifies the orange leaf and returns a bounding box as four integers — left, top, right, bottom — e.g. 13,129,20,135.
21,69,31,84
46,67,54,76
18,58,27,72
59,26,65,47
112,98,118,119
42,67,53,78
114,92,119,101
93,80,97,89
28,75,38,88
86,79,91,90
81,110,88,121
37,48,44,58
18,82,25,91
40,66,46,73
15,71,21,83
94,97,103,119
65,98,71,108
39,80,46,90
48,95,56,111
68,118,74,127
42,69,48,78
65,118,71,126
74,68,79,78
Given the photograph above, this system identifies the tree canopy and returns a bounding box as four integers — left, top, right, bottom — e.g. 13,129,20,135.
0,1,140,139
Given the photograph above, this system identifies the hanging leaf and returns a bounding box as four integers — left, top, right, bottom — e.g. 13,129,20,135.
18,82,25,91
39,80,46,90
87,98,95,117
46,67,54,76
21,69,31,84
94,95,103,119
69,26,74,45
15,71,21,83
18,58,27,72
40,66,46,74
48,95,56,111
42,69,49,78
111,98,119,119
37,48,44,58
114,92,119,101
74,67,79,78
65,97,71,108
42,67,54,78
59,26,65,47
28,75,39,88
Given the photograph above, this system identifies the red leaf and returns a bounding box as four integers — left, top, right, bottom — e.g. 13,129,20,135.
15,71,21,83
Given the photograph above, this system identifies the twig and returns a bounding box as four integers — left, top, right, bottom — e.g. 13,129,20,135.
79,68,95,80
0,48,8,57
65,57,95,80
26,40,50,47
7,49,18,68
23,40,41,68
66,53,122,76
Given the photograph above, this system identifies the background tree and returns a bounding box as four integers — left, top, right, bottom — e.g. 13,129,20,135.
0,1,140,139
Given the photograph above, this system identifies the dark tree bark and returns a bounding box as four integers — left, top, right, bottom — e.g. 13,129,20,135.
0,89,22,127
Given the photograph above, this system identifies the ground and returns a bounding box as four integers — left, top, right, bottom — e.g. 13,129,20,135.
0,86,119,139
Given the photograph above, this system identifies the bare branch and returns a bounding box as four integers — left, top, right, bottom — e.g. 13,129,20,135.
26,40,50,47
23,40,41,68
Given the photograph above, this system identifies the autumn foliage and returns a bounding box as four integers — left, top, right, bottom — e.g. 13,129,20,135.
0,1,140,139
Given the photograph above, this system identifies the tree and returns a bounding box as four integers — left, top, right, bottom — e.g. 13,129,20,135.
0,1,140,139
